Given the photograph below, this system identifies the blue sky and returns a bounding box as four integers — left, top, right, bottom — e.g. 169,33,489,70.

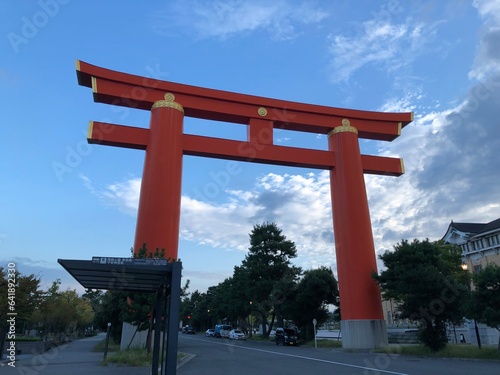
1,0,499,295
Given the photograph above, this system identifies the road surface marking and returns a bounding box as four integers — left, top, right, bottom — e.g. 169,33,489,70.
181,336,409,375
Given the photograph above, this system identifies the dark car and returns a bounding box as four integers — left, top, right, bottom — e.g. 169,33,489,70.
275,327,298,346
182,325,195,334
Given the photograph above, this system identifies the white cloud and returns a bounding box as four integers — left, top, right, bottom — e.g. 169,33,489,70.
469,0,500,81
101,178,141,215
80,174,141,216
473,0,500,23
326,10,443,84
150,0,328,41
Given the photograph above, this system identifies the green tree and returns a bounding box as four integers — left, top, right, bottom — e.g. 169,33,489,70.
34,280,94,340
208,277,241,325
82,289,104,333
374,239,470,351
468,264,500,351
290,267,339,341
241,222,301,337
0,267,42,356
94,290,124,343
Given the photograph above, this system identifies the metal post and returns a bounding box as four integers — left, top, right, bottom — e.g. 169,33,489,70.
103,322,111,360
152,286,165,374
313,319,317,348
474,319,482,349
164,262,182,375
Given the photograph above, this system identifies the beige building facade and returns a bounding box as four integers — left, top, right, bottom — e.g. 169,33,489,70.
442,217,500,345
442,218,500,272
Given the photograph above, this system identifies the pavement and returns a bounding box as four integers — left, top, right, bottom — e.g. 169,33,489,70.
0,333,153,374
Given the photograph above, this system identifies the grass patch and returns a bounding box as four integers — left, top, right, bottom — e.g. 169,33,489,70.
304,339,343,349
92,338,120,353
246,335,271,342
103,348,151,367
377,344,500,361
101,347,188,367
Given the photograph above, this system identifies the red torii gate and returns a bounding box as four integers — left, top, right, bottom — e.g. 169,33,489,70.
76,61,412,349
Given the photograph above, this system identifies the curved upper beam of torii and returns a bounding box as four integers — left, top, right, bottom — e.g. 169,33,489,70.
77,60,412,176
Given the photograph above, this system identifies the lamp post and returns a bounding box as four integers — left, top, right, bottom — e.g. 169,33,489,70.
249,301,253,338
461,262,482,348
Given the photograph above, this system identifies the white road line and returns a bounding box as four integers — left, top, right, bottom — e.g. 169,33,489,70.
181,336,410,375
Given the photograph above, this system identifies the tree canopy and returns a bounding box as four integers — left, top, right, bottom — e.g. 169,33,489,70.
374,239,470,351
468,264,500,350
290,267,339,340
469,264,500,330
241,222,302,336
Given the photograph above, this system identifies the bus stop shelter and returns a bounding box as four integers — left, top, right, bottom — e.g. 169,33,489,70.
58,257,182,375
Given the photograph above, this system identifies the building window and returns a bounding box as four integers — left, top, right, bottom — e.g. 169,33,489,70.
473,265,482,274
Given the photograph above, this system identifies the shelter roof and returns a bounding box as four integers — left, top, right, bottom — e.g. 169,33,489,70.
58,257,178,293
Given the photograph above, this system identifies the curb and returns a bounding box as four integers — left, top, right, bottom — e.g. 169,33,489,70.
177,353,195,369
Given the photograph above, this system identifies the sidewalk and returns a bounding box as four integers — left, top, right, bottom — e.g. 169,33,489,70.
1,334,150,375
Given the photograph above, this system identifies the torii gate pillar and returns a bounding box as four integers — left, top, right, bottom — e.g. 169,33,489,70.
134,94,184,257
329,119,387,348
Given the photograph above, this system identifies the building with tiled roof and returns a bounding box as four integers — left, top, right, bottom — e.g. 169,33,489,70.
442,217,500,346
442,217,500,272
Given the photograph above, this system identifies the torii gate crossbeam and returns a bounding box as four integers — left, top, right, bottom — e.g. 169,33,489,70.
76,60,413,351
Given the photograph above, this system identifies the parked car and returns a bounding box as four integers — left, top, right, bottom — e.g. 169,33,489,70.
214,324,232,338
275,327,298,346
228,329,245,340
205,328,215,337
182,325,195,334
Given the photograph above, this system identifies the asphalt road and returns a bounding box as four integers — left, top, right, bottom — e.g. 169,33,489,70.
177,334,500,375
2,333,498,375
0,334,149,375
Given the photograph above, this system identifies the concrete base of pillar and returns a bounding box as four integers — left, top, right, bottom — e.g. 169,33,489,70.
341,319,388,349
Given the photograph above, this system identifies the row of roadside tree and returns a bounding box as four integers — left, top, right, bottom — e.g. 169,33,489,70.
0,274,95,356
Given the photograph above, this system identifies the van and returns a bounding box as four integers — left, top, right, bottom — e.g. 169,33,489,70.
275,327,298,346
214,324,232,338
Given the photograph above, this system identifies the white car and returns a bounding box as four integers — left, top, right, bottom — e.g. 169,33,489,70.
228,329,245,340
205,329,215,337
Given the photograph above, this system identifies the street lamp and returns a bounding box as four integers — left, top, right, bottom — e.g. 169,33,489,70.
249,301,253,338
